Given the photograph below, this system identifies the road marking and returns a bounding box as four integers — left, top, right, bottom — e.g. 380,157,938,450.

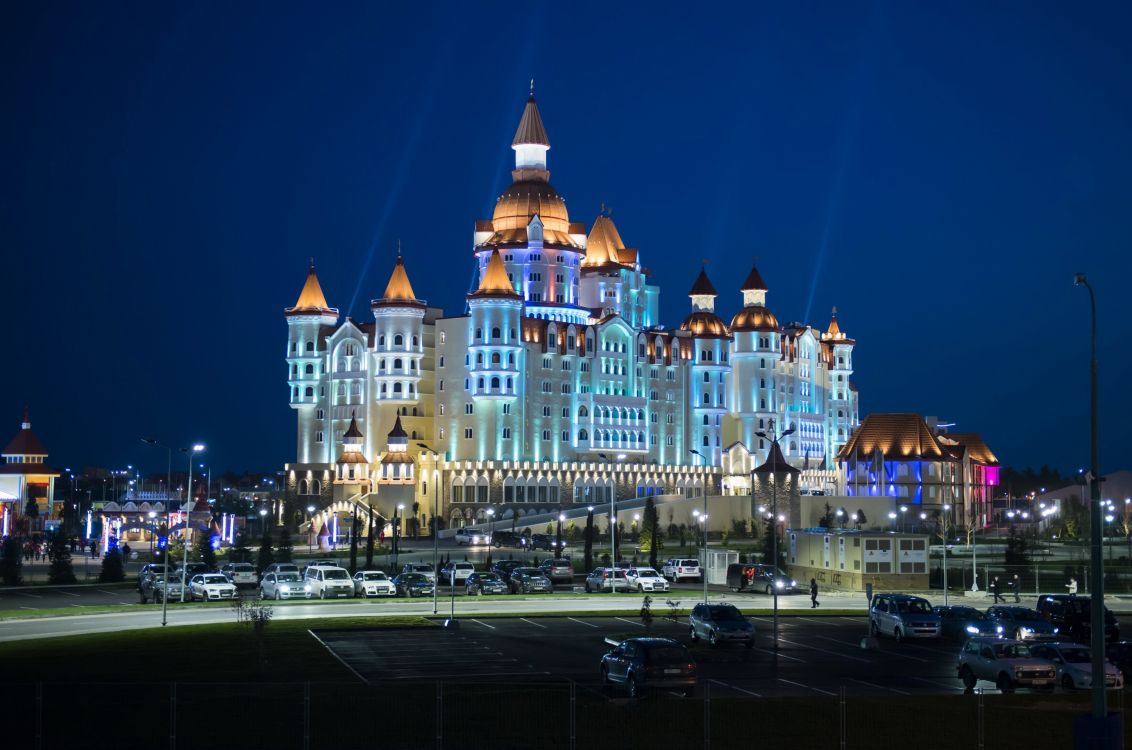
70,604,82,608
813,635,928,663
519,617,547,629
58,591,81,598
778,678,835,696
394,671,549,680
469,619,497,630
614,617,644,627
912,676,963,691
96,589,118,596
797,616,843,626
20,606,35,610
777,637,871,663
17,592,43,599
567,617,599,628
308,629,369,685
754,647,805,663
849,678,910,695
709,679,761,697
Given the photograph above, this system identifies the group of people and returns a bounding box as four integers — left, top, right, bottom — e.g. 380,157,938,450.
988,574,1023,603
14,535,104,562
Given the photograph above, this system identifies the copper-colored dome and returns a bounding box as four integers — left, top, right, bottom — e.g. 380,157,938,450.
730,306,780,332
679,311,731,338
492,180,571,235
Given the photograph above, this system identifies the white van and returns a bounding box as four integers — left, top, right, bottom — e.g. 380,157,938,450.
304,565,355,599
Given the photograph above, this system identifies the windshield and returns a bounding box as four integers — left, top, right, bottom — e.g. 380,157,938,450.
278,574,302,582
232,564,253,571
708,606,744,621
1061,648,1091,664
203,575,228,585
1008,608,1042,620
951,607,983,619
896,599,932,614
636,569,660,577
363,572,388,581
403,574,425,583
410,565,432,573
681,560,699,566
324,570,349,580
995,643,1033,658
479,574,501,582
516,568,543,576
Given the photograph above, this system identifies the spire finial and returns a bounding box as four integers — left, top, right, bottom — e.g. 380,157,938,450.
397,239,402,258
701,258,709,267
530,78,535,96
832,305,837,316
600,201,605,216
309,257,315,271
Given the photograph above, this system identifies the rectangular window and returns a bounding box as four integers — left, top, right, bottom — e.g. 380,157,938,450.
543,357,552,369
542,430,550,441
562,430,569,442
463,428,473,439
464,403,474,415
439,381,444,391
502,403,511,415
502,428,511,439
562,407,569,418
439,404,445,416
439,356,444,367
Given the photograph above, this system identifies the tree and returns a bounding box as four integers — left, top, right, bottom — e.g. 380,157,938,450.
0,535,22,585
1004,526,1030,567
256,528,275,574
411,502,421,539
761,518,784,568
639,496,661,569
193,528,217,570
231,530,252,564
277,526,294,563
47,533,77,584
365,513,377,569
583,508,594,573
348,515,359,572
818,502,834,529
855,509,867,530
24,496,39,518
99,548,125,583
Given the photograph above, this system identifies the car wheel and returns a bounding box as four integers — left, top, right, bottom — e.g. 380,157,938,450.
996,673,1015,693
601,666,610,685
730,586,740,593
275,590,282,601
319,589,325,600
869,620,879,637
765,585,772,595
690,626,699,643
960,667,977,689
628,674,640,699
709,631,719,648
585,583,592,593
637,584,644,593
1015,629,1024,641
682,686,695,698
894,628,903,644
1062,675,1075,691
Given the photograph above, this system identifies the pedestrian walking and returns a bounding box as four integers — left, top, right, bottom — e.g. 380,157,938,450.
1067,577,1078,596
809,578,820,608
1010,574,1021,603
991,576,1003,603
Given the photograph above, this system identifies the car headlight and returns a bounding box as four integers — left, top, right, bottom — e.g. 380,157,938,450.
1019,627,1033,637
281,585,290,592
790,580,797,587
1053,627,1059,634
775,581,785,589
966,626,980,634
995,625,1003,633
303,585,311,592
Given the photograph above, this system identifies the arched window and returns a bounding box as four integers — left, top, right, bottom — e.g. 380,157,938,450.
379,335,386,346
475,328,482,340
578,405,589,418
298,479,309,495
393,358,403,370
476,353,484,366
702,435,710,447
491,376,500,389
491,327,501,340
393,382,402,393
304,364,314,374
507,353,515,366
306,341,315,352
304,387,314,397
578,428,589,441
394,334,404,346
491,352,501,364
412,335,419,347
311,479,321,495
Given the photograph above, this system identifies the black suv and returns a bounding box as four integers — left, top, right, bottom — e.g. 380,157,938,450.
492,531,528,548
491,559,524,584
1035,594,1120,644
530,534,564,553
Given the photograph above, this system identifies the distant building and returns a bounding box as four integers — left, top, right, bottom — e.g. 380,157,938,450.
0,408,59,535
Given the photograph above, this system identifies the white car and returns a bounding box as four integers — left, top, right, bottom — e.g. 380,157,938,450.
260,572,312,600
454,528,491,546
189,574,238,601
262,563,301,578
305,565,355,599
1030,642,1125,691
625,567,669,593
402,563,437,583
221,562,259,587
353,570,397,598
439,562,476,586
662,558,702,583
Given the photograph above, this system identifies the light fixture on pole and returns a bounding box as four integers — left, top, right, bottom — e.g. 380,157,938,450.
942,504,952,606
688,449,711,605
417,443,441,616
754,424,796,651
598,453,617,563
179,444,205,603
142,438,175,625
307,505,316,553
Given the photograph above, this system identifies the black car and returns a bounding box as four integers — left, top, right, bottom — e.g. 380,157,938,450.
529,534,564,553
1036,594,1121,644
491,560,524,584
1105,641,1132,680
391,573,435,598
600,637,697,698
538,558,575,585
492,531,529,549
933,605,1004,640
508,567,553,594
465,572,509,596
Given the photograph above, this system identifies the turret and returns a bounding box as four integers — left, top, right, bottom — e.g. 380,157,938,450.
679,267,731,466
371,254,426,404
822,306,856,459
378,415,414,483
728,263,782,460
335,412,369,485
285,261,338,463
467,249,523,399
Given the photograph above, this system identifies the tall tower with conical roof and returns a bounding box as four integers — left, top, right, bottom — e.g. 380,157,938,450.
680,268,732,466
285,261,339,463
729,263,783,460
334,412,370,487
821,307,856,459
371,254,426,407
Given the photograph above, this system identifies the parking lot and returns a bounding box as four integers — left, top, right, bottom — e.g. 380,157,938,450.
314,613,1094,697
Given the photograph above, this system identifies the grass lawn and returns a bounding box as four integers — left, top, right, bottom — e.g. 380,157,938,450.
0,615,432,683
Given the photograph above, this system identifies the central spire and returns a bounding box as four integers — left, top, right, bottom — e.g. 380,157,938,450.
512,88,550,176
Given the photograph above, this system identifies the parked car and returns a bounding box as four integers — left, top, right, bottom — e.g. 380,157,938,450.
402,563,437,583
585,568,629,593
304,565,355,599
352,570,397,598
529,534,564,553
1105,641,1132,682
302,559,339,576
262,563,302,578
600,637,697,698
136,563,165,588
625,567,670,593
508,567,553,594
221,562,258,587
140,574,183,603
174,562,210,581
985,606,1058,641
725,563,797,594
934,605,1004,641
439,562,476,586
869,594,941,641
260,572,312,600
689,603,755,648
1030,642,1124,690
392,573,435,597
491,560,524,584
538,558,575,585
465,572,509,596
189,573,238,601
455,528,491,546
957,637,1057,692
491,531,529,548
1035,594,1121,644
662,558,702,583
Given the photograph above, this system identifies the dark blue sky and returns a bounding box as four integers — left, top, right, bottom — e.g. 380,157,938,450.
3,2,1130,477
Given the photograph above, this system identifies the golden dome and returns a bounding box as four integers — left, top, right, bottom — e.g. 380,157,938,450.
491,180,571,236
730,306,780,332
679,311,731,338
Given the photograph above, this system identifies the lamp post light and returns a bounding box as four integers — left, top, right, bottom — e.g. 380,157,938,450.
393,503,405,571
941,504,952,606
487,508,496,544
899,505,908,533
688,448,711,605
597,453,618,563
307,505,316,553
258,507,268,536
178,444,205,603
147,511,157,555
754,425,795,651
417,443,441,616
888,511,897,531
141,438,175,623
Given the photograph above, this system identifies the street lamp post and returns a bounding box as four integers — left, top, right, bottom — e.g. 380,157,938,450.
179,444,205,603
942,504,952,606
688,449,710,605
598,454,617,563
417,443,441,616
141,438,175,625
487,508,496,544
307,505,316,553
754,424,796,651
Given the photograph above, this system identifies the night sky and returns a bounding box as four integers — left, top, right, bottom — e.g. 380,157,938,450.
3,2,1130,477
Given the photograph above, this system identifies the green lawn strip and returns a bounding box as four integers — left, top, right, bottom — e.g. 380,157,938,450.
0,616,433,683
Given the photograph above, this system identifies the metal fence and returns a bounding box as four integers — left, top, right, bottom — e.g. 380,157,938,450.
929,562,1132,597
2,682,1125,750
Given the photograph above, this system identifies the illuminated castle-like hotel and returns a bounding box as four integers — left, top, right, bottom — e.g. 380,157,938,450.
283,93,860,530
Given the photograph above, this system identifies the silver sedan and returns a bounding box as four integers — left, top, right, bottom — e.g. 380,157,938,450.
260,572,313,600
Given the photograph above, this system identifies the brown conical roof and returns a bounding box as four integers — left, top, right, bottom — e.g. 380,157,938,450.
343,413,363,439
373,255,424,308
753,441,800,475
468,249,520,299
512,93,550,147
3,407,47,456
689,268,717,297
584,213,636,268
286,261,337,316
827,307,841,336
387,415,407,440
741,264,768,292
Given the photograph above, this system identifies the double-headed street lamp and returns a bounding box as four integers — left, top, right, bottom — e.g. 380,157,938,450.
178,444,205,602
688,449,711,605
417,443,441,616
755,424,795,651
